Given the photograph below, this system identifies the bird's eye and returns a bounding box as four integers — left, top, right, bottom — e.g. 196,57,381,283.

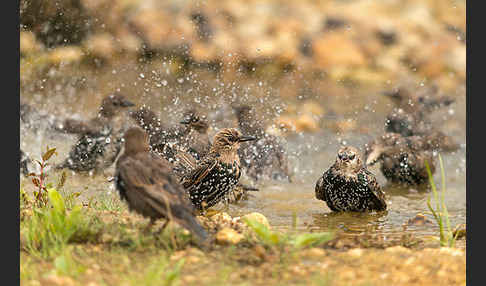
338,153,344,160
349,154,355,160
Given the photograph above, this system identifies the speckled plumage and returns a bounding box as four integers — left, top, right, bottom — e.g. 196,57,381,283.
233,104,292,182
181,128,256,211
115,127,208,242
364,132,436,186
315,146,387,212
56,93,134,173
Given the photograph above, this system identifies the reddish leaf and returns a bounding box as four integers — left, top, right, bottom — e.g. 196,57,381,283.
32,178,40,187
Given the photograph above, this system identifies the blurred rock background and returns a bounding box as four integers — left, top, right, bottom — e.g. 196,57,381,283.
19,0,466,135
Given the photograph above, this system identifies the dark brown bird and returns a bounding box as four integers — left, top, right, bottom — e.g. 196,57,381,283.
115,127,209,243
233,104,292,182
364,133,436,186
55,93,135,173
315,146,387,212
181,128,256,211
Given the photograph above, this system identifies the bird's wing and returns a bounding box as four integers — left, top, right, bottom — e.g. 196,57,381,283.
181,154,218,189
58,118,100,134
361,169,387,210
118,155,189,205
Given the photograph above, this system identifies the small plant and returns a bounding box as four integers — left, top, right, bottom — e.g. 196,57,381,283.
52,247,86,277
27,146,57,207
243,218,332,249
23,188,97,258
425,154,460,247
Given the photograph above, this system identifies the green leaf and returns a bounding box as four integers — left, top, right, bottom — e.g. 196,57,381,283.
243,218,282,245
292,232,333,249
48,188,65,214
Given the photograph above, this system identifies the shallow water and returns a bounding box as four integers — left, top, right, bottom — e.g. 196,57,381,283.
20,62,466,244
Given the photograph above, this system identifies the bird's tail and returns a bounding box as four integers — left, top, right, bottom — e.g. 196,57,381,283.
173,207,209,245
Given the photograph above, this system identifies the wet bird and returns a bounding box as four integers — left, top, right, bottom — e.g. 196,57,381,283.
315,146,387,212
233,104,292,182
173,146,259,204
178,109,211,161
181,128,256,211
55,93,135,173
115,127,209,243
382,81,459,152
364,132,437,186
129,106,170,154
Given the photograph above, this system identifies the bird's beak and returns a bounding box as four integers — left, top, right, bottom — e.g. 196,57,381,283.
365,147,384,166
238,135,257,142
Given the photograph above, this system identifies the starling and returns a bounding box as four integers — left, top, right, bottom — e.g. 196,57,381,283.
181,128,256,211
173,146,259,204
383,81,456,138
56,93,135,173
129,106,170,154
364,132,436,186
315,146,387,212
178,109,211,161
233,104,292,182
115,127,209,243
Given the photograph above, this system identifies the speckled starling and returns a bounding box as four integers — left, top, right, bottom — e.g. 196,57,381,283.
364,132,436,186
180,128,256,211
115,127,208,243
233,104,292,182
315,146,387,212
172,146,259,204
55,93,135,173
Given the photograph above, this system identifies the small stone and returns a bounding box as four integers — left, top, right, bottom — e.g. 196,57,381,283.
301,247,326,259
295,114,320,133
385,246,412,254
241,212,270,229
210,212,233,226
48,47,84,65
83,33,117,60
406,213,433,226
347,248,364,258
41,275,75,286
20,31,43,55
215,227,244,245
312,33,367,69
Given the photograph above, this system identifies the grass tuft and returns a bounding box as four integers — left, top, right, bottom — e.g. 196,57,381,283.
425,154,459,247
